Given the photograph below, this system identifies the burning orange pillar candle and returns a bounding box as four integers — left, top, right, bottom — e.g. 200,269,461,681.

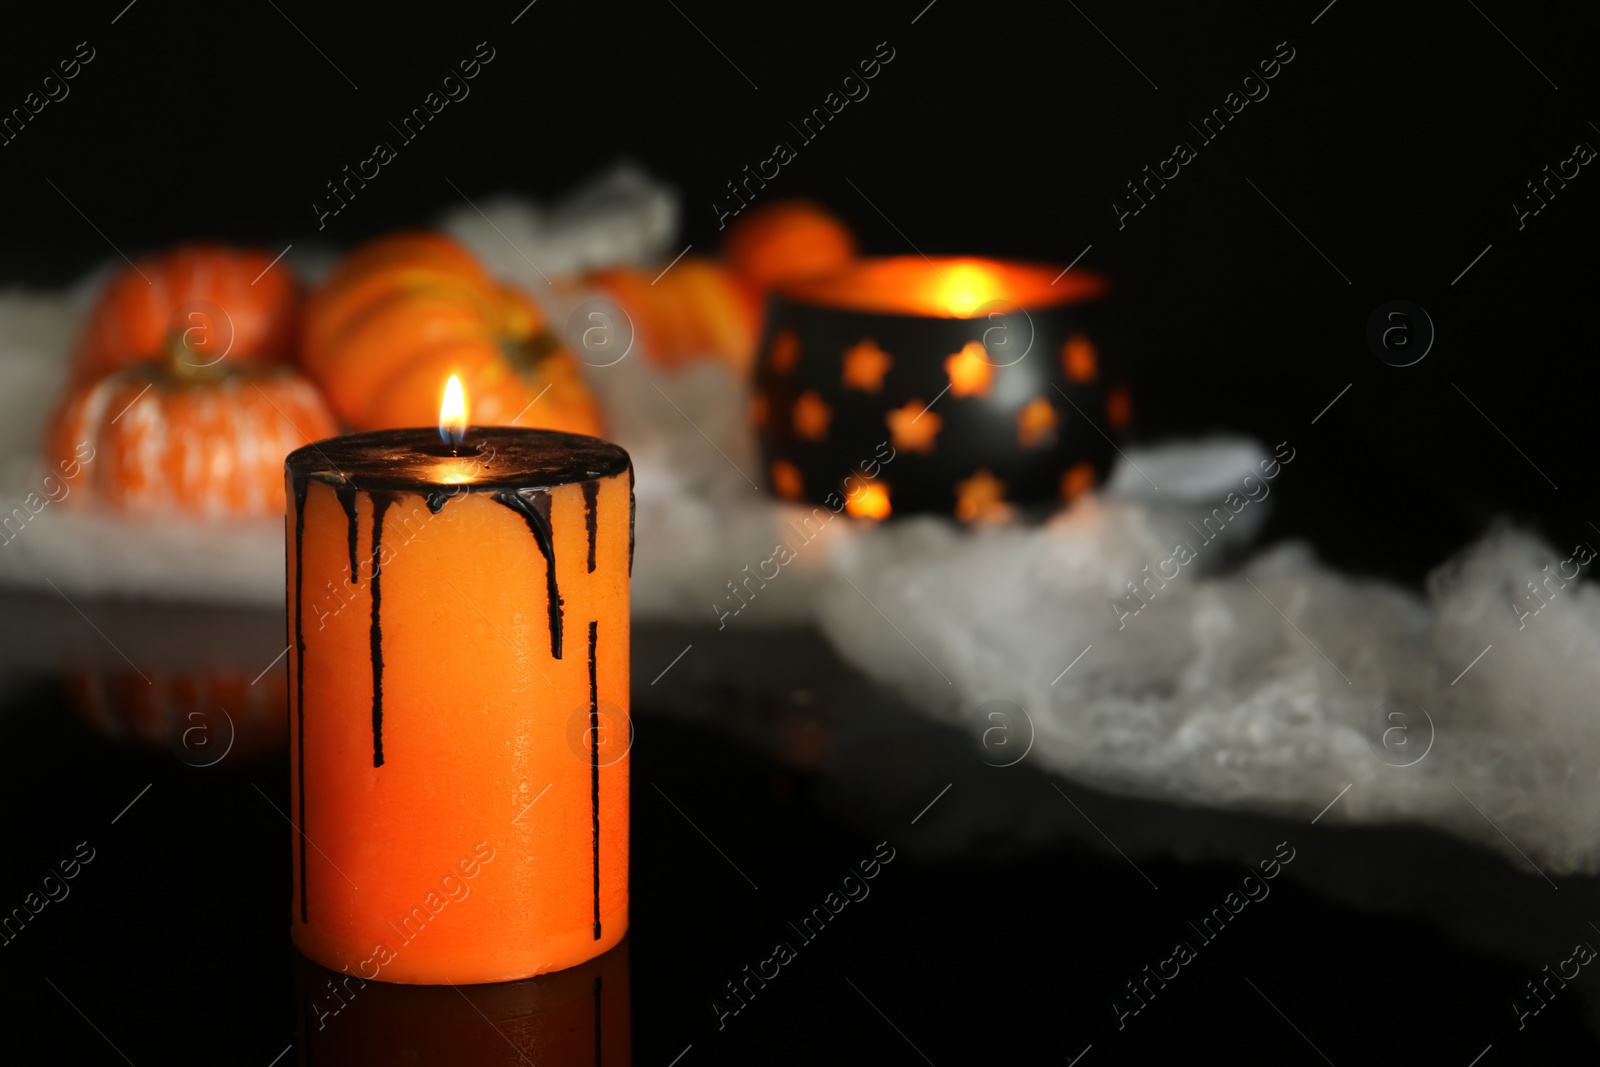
284,382,632,984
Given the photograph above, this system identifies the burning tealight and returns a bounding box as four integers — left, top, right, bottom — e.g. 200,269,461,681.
753,256,1126,518
285,379,634,984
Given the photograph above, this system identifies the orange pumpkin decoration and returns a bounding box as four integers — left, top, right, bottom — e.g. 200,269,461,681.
302,233,603,435
724,199,856,289
44,341,337,518
72,243,301,380
587,257,763,371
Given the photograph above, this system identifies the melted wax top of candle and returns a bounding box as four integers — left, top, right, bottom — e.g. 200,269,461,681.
285,427,631,492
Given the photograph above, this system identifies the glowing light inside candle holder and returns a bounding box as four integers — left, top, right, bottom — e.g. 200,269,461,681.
940,262,999,317
776,256,1103,318
439,374,467,447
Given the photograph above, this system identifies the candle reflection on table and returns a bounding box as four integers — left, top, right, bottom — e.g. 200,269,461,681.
294,936,631,1065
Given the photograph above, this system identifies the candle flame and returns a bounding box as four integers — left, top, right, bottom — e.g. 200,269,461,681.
439,375,467,446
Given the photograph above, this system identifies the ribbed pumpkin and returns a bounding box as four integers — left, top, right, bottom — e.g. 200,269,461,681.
724,199,856,289
72,244,301,380
587,257,762,371
44,343,337,518
302,233,603,435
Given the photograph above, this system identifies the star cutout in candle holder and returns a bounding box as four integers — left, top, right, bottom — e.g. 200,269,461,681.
842,338,892,393
1017,396,1059,448
770,459,804,500
1107,387,1131,430
770,329,800,373
1061,460,1095,503
1062,335,1098,382
793,390,832,441
886,399,942,454
945,341,994,398
954,468,1012,523
845,481,892,520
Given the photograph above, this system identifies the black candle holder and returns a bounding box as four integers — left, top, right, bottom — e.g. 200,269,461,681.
750,257,1127,519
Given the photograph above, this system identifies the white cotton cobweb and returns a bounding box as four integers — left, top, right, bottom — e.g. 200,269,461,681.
812,501,1600,874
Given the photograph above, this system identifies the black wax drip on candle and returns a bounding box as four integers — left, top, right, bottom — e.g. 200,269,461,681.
491,489,564,659
369,493,395,768
582,480,599,574
334,485,361,585
627,464,636,577
292,476,309,924
588,619,601,940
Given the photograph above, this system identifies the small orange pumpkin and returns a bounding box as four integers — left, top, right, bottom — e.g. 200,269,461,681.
72,243,301,380
302,233,603,435
587,257,763,371
44,341,337,518
724,199,856,289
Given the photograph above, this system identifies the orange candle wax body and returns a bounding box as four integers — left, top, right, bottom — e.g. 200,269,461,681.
285,427,633,984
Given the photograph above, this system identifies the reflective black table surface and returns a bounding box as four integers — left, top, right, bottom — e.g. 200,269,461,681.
1,592,1596,1064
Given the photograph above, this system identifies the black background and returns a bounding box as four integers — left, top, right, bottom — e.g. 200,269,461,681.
1,0,1598,1063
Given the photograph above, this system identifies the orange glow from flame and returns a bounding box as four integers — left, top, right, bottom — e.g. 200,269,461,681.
775,257,1104,318
939,263,1001,317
